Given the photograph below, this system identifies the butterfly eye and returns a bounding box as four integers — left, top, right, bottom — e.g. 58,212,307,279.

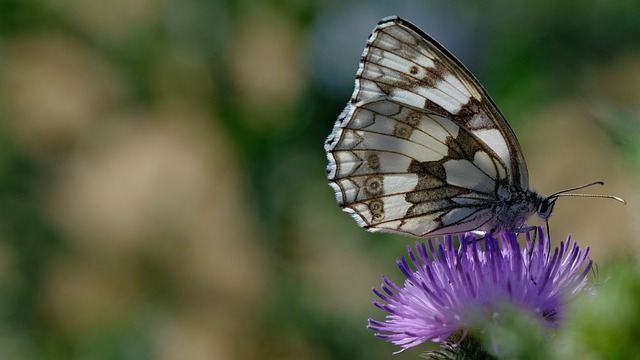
537,198,554,219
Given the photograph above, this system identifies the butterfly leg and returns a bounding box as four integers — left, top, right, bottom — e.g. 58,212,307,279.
514,225,538,253
514,225,537,235
513,225,540,283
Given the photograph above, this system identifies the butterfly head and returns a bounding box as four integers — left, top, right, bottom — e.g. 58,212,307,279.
535,197,557,221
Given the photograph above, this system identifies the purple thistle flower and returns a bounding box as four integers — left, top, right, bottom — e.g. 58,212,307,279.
368,227,592,354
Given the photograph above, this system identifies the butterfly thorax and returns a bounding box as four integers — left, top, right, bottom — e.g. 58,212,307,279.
486,186,546,233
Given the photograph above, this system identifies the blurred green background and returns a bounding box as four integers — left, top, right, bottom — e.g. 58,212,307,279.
0,0,638,359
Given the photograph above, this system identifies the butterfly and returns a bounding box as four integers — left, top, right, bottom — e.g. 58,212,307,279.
324,16,624,237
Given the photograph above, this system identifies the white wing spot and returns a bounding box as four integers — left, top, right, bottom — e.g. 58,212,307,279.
432,115,460,138
414,85,464,114
389,88,426,109
473,151,496,180
365,100,401,117
442,207,478,225
378,51,435,76
443,73,480,101
333,151,361,177
472,129,511,174
334,130,364,150
330,178,359,204
381,174,419,195
443,159,495,194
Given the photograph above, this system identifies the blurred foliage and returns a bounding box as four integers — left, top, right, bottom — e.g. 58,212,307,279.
0,0,638,359
562,258,640,359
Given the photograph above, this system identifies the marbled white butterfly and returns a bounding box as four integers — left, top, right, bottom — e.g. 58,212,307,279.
325,16,624,237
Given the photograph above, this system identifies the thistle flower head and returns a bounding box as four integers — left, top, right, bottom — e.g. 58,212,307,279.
368,227,592,354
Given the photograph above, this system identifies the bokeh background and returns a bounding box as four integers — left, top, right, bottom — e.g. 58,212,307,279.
0,0,639,359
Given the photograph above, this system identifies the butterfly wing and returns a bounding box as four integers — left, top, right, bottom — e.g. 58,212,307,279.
325,16,530,236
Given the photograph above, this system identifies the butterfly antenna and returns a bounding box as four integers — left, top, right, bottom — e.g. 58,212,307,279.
548,181,627,204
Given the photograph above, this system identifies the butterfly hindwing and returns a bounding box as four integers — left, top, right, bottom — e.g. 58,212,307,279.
326,16,534,236
328,99,505,236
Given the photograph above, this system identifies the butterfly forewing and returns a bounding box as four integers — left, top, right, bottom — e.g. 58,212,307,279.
325,16,535,237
